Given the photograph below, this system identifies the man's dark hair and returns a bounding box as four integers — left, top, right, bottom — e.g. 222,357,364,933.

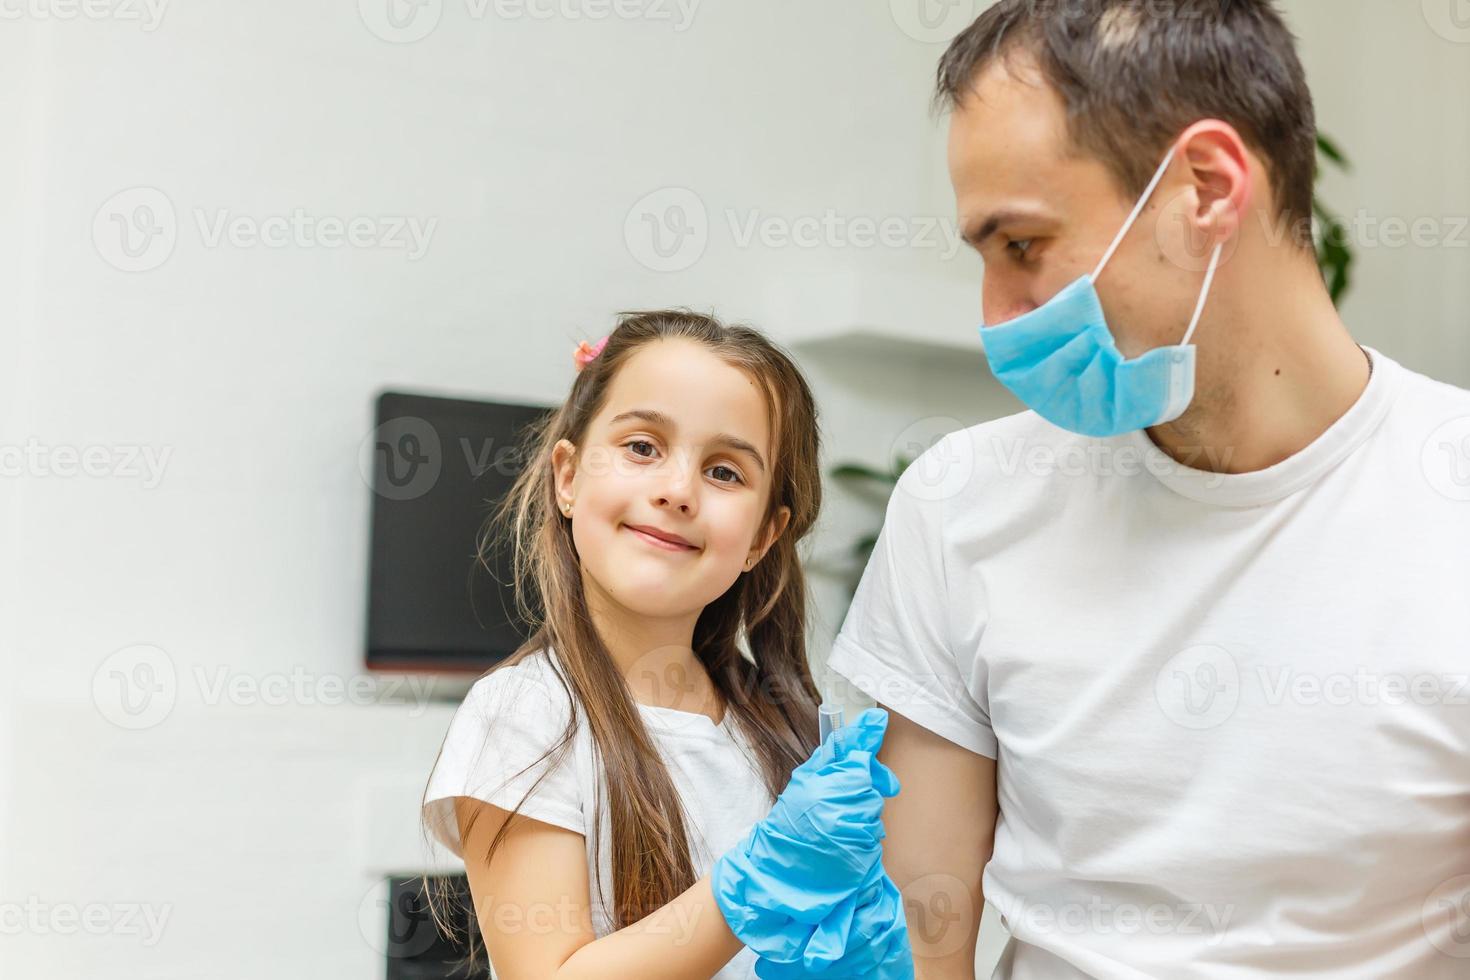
936,0,1317,244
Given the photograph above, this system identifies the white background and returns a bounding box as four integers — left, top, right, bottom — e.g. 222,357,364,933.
3,1,1467,976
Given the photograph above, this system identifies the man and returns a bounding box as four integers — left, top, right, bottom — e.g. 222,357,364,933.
828,1,1470,977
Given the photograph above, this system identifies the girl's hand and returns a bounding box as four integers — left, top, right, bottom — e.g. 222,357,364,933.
710,708,902,961
754,869,915,979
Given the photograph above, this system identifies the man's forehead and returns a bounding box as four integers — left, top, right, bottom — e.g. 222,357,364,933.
948,59,1074,206
948,63,1125,241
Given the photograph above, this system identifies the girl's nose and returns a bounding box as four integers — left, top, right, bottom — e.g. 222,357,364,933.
654,488,694,514
654,468,697,514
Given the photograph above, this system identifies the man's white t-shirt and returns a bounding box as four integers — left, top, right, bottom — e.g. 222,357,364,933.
829,346,1470,979
423,648,773,980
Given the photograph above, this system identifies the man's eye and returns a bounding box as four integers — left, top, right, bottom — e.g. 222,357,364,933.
1007,239,1035,261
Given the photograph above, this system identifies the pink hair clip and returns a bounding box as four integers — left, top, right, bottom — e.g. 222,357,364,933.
574,335,609,373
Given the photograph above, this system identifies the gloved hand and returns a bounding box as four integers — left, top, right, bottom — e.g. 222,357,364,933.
712,708,901,963
754,869,914,980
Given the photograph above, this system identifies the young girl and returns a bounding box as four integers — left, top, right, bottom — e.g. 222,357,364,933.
421,310,910,979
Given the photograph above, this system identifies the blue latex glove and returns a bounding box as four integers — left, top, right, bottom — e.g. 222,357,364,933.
712,708,900,961
754,869,915,980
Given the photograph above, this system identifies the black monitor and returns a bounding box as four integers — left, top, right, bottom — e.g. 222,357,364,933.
365,391,550,673
382,875,479,980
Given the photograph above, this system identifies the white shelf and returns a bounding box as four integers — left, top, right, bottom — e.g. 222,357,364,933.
765,269,991,366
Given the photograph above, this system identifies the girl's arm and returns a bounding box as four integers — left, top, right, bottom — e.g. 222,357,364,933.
454,796,744,980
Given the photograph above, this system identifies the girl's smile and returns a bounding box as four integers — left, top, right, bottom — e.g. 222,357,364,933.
623,522,701,553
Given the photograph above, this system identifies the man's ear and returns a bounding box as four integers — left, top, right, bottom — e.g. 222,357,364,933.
550,438,577,510
1179,120,1252,244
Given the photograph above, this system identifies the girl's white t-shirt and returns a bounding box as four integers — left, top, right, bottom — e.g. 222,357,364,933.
423,648,772,980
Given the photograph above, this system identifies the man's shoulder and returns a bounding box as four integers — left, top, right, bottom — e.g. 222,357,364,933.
1387,352,1470,415
1367,350,1470,478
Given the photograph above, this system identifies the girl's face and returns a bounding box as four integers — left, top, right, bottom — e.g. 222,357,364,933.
553,339,791,622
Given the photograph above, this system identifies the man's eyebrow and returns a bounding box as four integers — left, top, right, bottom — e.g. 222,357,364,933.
607,408,767,474
963,208,1044,251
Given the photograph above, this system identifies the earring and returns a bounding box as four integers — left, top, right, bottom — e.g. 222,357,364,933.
744,558,753,570
563,501,573,516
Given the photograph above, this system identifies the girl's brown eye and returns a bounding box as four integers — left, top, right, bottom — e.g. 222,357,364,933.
626,440,656,458
709,465,743,485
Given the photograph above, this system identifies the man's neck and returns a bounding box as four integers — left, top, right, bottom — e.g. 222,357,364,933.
1145,256,1372,475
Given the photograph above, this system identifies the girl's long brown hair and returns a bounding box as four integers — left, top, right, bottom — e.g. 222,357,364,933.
426,309,824,958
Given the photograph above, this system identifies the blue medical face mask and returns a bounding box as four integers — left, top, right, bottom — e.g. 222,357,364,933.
977,144,1225,438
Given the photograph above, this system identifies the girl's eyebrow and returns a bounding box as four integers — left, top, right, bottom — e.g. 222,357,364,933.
608,408,767,474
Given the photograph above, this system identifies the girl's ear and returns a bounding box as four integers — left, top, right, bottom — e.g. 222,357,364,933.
551,438,578,511
769,506,792,544
748,505,792,566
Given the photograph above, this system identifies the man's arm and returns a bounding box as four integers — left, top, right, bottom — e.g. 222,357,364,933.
877,705,998,980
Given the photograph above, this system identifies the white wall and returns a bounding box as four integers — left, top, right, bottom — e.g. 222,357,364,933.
4,1,1466,978
1285,0,1470,384
2,2,994,976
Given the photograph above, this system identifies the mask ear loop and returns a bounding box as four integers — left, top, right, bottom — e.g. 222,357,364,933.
1089,141,1226,348
1180,241,1224,347
1092,143,1180,282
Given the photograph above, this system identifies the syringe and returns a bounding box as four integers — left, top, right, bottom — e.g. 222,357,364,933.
818,669,845,751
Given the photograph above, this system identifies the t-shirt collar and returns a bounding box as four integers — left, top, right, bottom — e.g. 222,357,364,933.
1121,345,1399,507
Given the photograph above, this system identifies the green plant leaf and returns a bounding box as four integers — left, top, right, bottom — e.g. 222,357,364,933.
1313,198,1354,306
831,463,899,485
1313,132,1354,305
1316,133,1350,172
